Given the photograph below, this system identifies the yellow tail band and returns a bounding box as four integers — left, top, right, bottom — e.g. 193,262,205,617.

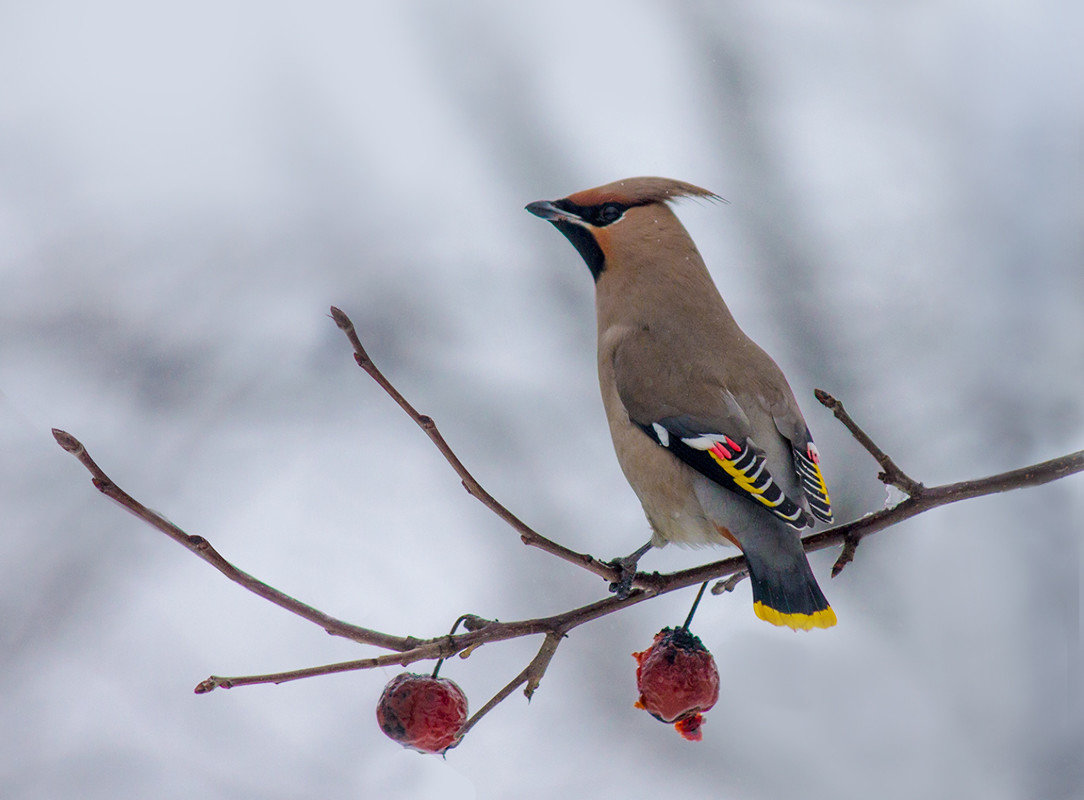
754,601,837,631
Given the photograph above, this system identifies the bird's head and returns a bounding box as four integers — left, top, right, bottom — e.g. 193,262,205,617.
526,177,720,281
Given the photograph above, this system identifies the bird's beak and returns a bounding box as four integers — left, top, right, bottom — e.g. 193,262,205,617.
525,200,577,223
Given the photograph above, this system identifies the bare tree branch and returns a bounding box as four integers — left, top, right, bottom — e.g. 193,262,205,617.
52,306,1084,747
810,390,1083,575
642,445,1084,587
454,631,563,746
814,389,924,496
330,306,620,584
52,428,418,652
194,591,652,694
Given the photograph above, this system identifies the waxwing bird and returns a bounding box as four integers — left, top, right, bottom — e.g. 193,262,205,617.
526,177,836,631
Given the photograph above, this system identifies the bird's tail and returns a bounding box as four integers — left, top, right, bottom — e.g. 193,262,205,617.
743,547,836,631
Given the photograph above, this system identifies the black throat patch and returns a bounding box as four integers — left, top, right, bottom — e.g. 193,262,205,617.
547,199,631,281
552,220,605,281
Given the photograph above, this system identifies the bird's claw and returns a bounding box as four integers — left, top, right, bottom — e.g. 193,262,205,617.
607,556,639,599
606,541,653,599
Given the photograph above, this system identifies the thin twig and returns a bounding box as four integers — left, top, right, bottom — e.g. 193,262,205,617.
52,428,417,651
330,307,619,584
195,594,644,694
455,631,564,744
831,535,861,578
711,569,747,595
815,389,924,496
195,648,446,693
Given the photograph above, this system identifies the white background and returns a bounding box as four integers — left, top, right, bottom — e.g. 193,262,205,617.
2,2,1082,798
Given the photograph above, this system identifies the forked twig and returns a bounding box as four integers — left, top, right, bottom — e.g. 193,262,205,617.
454,631,564,745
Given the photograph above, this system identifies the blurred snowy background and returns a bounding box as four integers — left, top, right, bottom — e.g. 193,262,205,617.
2,1,1082,798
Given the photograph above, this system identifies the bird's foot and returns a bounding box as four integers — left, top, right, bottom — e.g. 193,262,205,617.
606,541,653,599
607,557,639,599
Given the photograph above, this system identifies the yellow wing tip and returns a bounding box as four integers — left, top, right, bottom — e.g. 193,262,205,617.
754,601,837,631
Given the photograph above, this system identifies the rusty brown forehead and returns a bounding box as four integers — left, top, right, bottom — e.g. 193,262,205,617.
565,186,643,206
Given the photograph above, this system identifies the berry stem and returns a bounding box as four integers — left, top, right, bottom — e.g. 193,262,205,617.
432,614,472,678
681,581,710,631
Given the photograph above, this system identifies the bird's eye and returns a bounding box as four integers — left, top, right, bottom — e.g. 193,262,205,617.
596,203,625,225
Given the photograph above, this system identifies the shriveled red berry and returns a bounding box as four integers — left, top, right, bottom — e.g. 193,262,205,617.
376,672,468,754
633,627,720,741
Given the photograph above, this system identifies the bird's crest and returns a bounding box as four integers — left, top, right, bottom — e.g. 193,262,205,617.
566,177,722,208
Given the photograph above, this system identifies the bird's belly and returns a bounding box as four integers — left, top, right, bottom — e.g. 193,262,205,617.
643,503,732,548
608,414,731,548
